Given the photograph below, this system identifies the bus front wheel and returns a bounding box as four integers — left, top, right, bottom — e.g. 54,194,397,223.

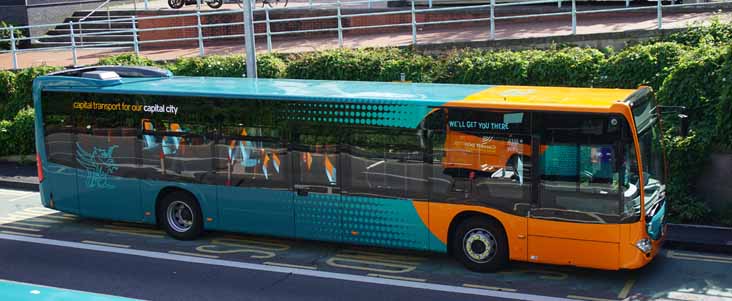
452,216,508,272
160,191,203,240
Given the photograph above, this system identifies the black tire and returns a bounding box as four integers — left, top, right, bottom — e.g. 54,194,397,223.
168,0,184,9
159,191,203,240
451,216,508,272
207,0,223,8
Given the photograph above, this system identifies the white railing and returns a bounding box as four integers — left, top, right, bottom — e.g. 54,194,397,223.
0,0,728,71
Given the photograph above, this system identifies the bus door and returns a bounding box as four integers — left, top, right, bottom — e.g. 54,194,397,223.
528,113,624,269
291,131,342,243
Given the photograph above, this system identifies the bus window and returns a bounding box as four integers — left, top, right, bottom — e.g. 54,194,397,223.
41,92,76,167
534,113,625,223
430,109,532,214
344,129,427,199
216,126,288,189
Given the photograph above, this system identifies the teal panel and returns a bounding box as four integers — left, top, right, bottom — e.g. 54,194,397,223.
341,196,428,250
294,193,342,243
44,163,78,214
218,186,294,237
78,173,141,222
0,279,141,301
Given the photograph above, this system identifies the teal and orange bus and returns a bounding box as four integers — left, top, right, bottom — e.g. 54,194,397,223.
33,66,668,272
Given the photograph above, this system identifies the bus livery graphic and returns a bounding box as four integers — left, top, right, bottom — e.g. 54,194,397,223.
34,68,669,272
75,143,119,189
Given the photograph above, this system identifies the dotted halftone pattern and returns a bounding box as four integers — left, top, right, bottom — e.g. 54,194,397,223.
295,194,432,250
285,101,433,128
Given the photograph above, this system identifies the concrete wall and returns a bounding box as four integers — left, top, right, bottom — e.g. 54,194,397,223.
0,0,29,26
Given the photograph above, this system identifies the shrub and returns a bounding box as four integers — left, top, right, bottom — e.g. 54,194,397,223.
3,65,61,119
665,17,732,47
285,48,436,82
0,108,35,156
525,47,605,87
715,47,732,151
0,70,16,112
599,42,688,90
436,49,531,84
256,54,287,78
0,21,23,50
97,53,157,66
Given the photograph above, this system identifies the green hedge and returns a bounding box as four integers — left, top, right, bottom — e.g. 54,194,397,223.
599,42,689,91
1,20,731,225
0,108,35,157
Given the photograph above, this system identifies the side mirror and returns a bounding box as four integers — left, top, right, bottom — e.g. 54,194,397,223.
678,114,689,137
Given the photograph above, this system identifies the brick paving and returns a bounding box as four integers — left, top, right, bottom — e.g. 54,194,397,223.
1,10,730,70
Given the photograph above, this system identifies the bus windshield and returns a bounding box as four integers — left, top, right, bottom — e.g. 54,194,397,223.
629,92,666,218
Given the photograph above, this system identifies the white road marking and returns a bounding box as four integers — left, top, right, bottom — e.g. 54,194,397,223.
7,193,37,203
0,233,572,301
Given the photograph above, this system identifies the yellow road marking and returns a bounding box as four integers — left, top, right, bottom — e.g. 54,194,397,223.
0,231,43,238
0,220,50,228
333,253,423,265
567,295,618,301
195,238,291,259
264,262,318,270
326,257,418,274
82,240,131,248
0,224,41,232
10,212,75,220
618,278,636,299
667,251,732,264
367,274,426,282
96,225,166,238
463,283,517,292
168,251,220,259
4,215,63,224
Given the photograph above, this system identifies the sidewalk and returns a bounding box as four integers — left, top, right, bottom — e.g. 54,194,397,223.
1,161,730,253
1,10,730,70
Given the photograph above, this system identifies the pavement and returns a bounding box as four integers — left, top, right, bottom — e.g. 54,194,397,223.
0,187,731,300
2,9,731,70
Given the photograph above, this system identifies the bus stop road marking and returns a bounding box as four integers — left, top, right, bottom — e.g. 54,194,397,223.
566,295,619,301
6,193,36,203
168,250,220,259
82,240,131,248
0,220,50,228
264,262,318,270
0,225,41,232
367,274,426,282
667,251,732,264
462,284,517,292
0,231,43,238
0,233,574,301
617,278,635,299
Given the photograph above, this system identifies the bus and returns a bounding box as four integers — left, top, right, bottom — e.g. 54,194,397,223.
33,66,668,272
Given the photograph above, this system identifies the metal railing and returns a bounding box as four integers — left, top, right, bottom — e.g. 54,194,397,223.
0,0,728,71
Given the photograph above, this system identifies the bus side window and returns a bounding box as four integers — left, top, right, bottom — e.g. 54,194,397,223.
534,113,624,223
429,109,531,215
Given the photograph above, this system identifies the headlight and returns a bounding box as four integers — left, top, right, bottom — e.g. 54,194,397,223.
636,238,652,255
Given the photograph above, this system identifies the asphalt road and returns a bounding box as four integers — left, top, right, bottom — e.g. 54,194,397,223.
0,188,730,301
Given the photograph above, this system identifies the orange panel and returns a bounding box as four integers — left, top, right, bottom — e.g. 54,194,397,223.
428,203,527,261
527,235,620,270
528,218,620,243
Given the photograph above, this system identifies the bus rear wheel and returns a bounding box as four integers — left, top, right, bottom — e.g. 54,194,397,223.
160,191,203,240
452,216,508,272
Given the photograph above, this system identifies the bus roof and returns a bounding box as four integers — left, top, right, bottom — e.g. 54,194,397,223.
39,75,641,110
